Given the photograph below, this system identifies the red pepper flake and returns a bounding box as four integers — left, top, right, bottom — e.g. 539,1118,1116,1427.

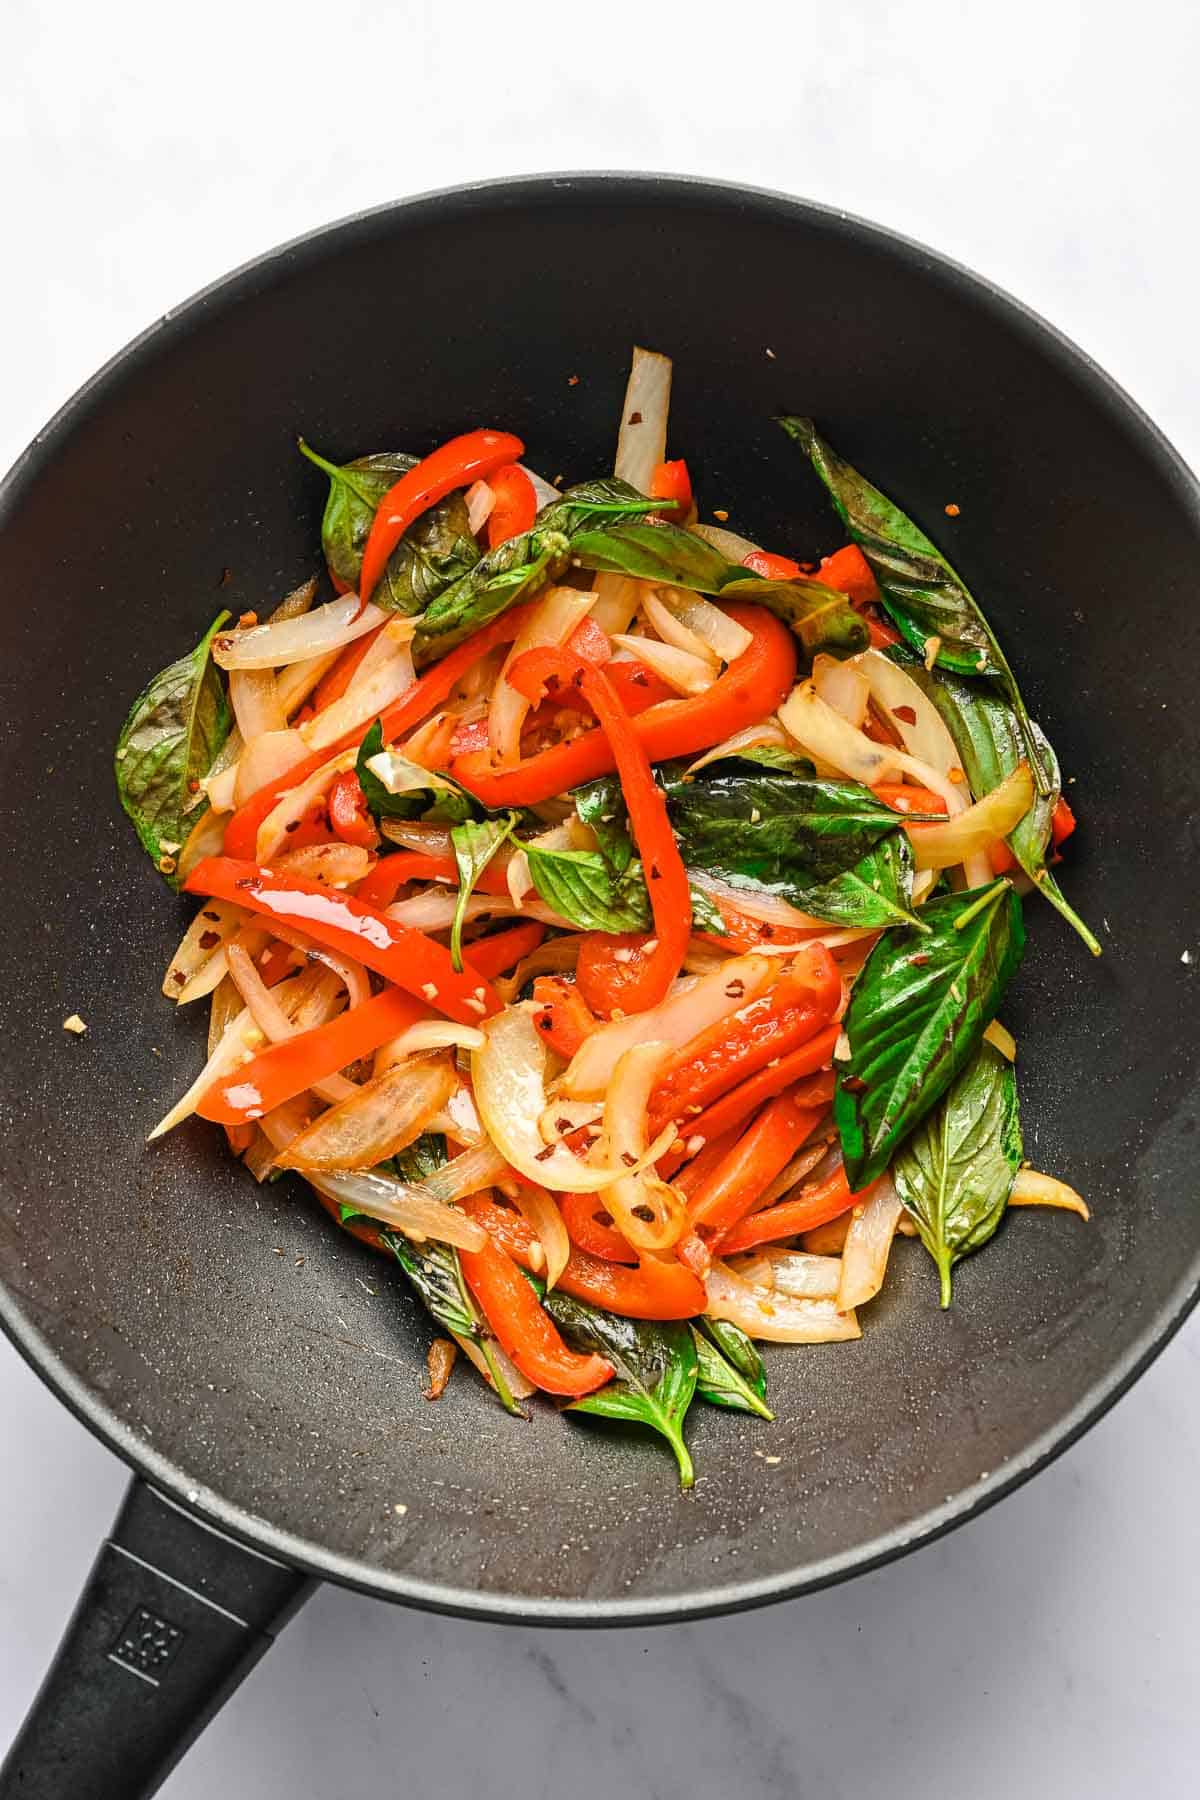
620,1151,638,1167
843,1076,867,1093
202,909,220,921
724,979,745,999
893,704,918,726
198,930,221,951
944,502,961,517
910,953,931,966
649,864,661,880
219,568,233,586
760,923,775,939
188,778,201,793
568,374,580,387
238,610,259,628
285,819,300,833
632,1204,655,1222
593,1208,614,1227
535,1013,553,1032
628,410,642,424
170,969,186,986
534,1144,556,1163
631,669,649,687
555,1117,573,1134
234,877,258,891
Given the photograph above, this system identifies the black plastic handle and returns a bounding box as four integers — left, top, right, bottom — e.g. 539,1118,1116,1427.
0,1476,314,1799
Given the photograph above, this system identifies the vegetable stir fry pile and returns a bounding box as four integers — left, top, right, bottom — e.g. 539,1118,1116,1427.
116,349,1093,1486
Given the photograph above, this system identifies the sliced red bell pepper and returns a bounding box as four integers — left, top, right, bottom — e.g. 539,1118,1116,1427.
328,770,381,849
872,783,949,817
559,1192,637,1263
197,985,426,1125
352,850,512,910
574,931,659,1019
462,1195,706,1319
819,544,880,606
694,896,818,955
689,1089,829,1236
459,1230,612,1397
669,1128,739,1199
449,715,491,758
988,839,1018,875
657,1054,837,1179
452,602,796,808
649,458,693,519
462,921,545,979
312,624,385,713
506,645,692,1010
532,976,598,1060
1052,794,1077,845
718,1166,868,1254
864,613,903,649
359,428,524,605
565,615,612,666
485,463,538,549
222,600,542,859
741,549,805,581
184,856,500,1023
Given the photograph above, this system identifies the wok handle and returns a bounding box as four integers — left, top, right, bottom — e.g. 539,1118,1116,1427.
0,1475,315,1800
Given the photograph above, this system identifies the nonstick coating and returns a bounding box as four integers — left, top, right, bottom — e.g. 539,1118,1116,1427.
1,176,1197,1624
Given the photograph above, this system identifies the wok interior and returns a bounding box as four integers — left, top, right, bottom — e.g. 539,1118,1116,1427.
1,180,1197,1617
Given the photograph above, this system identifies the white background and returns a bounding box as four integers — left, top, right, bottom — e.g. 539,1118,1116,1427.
3,3,1199,1794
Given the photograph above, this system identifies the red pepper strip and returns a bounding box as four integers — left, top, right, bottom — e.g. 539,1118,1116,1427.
658,1052,837,1178
649,947,841,1128
459,1230,612,1397
718,1167,870,1255
694,895,818,954
566,659,676,717
184,857,500,1024
462,1195,706,1320
669,1129,739,1199
988,840,1018,875
864,613,903,650
532,976,598,1060
872,783,949,817
352,850,512,910
222,600,542,859
256,941,297,987
359,429,525,606
574,931,658,1019
197,985,427,1125
650,458,693,518
1052,794,1077,845
559,1192,637,1264
312,624,385,713
449,715,491,757
328,569,353,596
485,463,538,549
328,771,381,849
225,1121,256,1155
458,921,545,979
820,545,880,605
565,615,612,665
690,1091,830,1237
453,602,796,808
507,646,692,1011
742,550,804,581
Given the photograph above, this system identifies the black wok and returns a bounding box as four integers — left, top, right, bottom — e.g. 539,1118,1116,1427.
2,175,1197,1799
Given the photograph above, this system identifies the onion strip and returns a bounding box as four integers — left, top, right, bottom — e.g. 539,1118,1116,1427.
836,1174,903,1311
212,596,387,669
705,1261,861,1342
1009,1169,1090,1218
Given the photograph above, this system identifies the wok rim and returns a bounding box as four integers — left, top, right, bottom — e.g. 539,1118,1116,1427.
2,170,1198,1626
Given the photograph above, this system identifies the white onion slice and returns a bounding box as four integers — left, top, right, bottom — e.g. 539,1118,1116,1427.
561,953,773,1099
836,1173,903,1311
522,465,563,510
689,521,762,562
908,764,1033,872
653,588,752,663
853,648,972,793
812,653,871,728
225,940,356,1105
684,722,790,776
465,479,496,534
1009,1169,1090,1218
229,667,287,740
147,1005,263,1140
254,919,370,1010
233,729,310,808
254,745,359,861
641,593,720,668
686,868,827,931
276,1056,457,1172
176,805,229,884
705,1262,860,1343
725,1250,842,1299
373,1021,485,1075
779,680,900,785
417,1141,510,1205
614,345,671,492
379,819,455,855
611,633,715,695
300,620,416,752
270,842,373,886
589,575,645,636
276,647,344,718
213,596,387,669
513,1184,572,1289
489,585,596,766
162,899,244,1001
306,1169,487,1250
601,1042,688,1251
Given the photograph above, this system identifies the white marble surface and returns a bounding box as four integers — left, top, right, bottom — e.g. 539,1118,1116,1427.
3,3,1200,1794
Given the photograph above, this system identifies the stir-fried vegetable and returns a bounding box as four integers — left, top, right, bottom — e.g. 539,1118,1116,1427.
120,346,1092,1488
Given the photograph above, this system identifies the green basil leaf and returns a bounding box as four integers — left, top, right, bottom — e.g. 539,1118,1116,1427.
778,417,1047,786
893,1041,1022,1306
534,476,668,537
834,879,1026,1187
449,813,517,970
543,1287,699,1487
356,720,479,824
115,612,232,885
386,1132,448,1185
413,529,571,662
525,843,720,937
570,519,742,592
573,774,633,875
799,831,925,932
298,441,478,614
718,576,868,659
378,1226,524,1416
916,668,1101,957
692,1321,773,1418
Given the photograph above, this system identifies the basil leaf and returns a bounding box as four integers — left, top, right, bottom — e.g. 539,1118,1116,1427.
571,519,741,592
916,668,1101,957
379,1227,523,1416
573,774,633,875
525,844,720,937
718,576,868,659
799,830,925,932
893,1042,1022,1306
386,1132,448,1184
693,1320,773,1419
779,417,1047,785
835,879,1026,1187
298,441,478,613
413,529,571,662
356,720,479,824
543,1287,699,1487
115,611,232,885
449,813,517,970
534,476,668,537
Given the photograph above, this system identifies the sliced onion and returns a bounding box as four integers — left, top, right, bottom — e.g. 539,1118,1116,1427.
489,585,597,766
276,647,344,718
212,596,387,669
465,479,496,534
799,1215,852,1254
1010,1169,1090,1218
652,589,752,664
812,653,871,728
380,819,455,855
364,748,469,808
373,1021,485,1076
305,1168,487,1250
779,680,900,785
641,593,720,668
455,1331,538,1400
276,1055,457,1172
561,953,773,1099
418,1141,510,1205
522,465,562,511
705,1262,861,1343
983,1019,1017,1061
233,728,311,808
281,964,348,1034
225,940,355,1105
252,919,370,1010
601,1042,688,1251
242,1128,280,1184
201,729,244,813
589,574,645,636
474,1004,671,1190
270,842,373,886
853,648,973,793
908,764,1034,872
177,805,229,884
725,1250,842,1299
687,868,828,931
689,521,761,562
162,899,244,1001
385,891,571,934
207,973,242,1056
750,1134,838,1214
300,620,416,752
610,633,715,696
614,344,671,492
685,722,790,776
836,1174,903,1311
497,934,584,1004
229,667,287,740
255,745,359,861
538,1098,604,1143
147,1005,264,1139
513,1184,571,1289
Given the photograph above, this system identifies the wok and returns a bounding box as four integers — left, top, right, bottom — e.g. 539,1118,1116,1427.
1,175,1197,1799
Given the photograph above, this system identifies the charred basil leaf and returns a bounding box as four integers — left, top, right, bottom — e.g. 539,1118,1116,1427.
378,1227,523,1416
